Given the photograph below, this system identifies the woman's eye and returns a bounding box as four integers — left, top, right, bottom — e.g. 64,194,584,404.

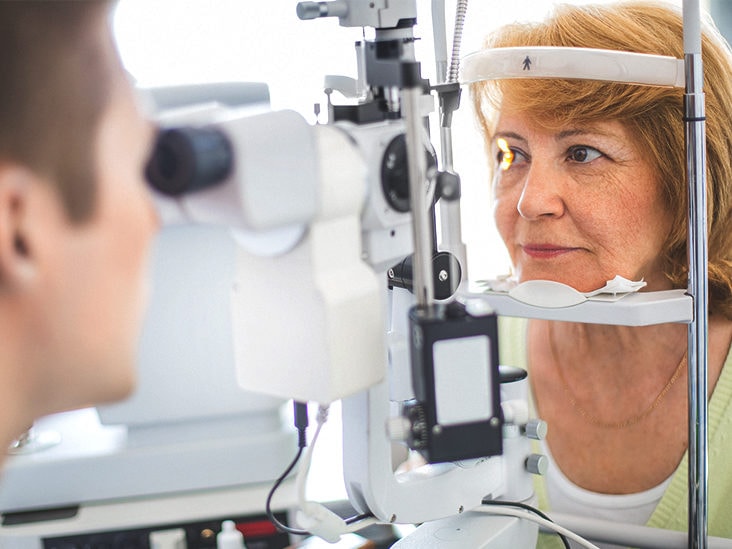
495,137,526,171
567,145,602,163
496,148,514,170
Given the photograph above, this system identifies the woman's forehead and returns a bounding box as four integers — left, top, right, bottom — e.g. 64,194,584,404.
494,109,630,138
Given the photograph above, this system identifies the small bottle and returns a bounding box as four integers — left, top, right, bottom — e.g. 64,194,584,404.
216,520,246,549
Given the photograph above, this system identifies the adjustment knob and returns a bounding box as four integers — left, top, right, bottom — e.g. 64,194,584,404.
296,2,322,19
526,453,548,476
296,1,348,20
387,416,412,443
524,419,548,440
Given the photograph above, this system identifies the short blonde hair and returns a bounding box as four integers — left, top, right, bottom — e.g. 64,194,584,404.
471,1,732,319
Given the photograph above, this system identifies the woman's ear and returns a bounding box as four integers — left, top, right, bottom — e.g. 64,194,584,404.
0,165,38,288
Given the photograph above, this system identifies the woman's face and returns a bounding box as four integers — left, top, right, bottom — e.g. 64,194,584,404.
491,110,672,293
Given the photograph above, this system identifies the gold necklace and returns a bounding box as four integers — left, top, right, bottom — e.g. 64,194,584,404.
547,322,687,429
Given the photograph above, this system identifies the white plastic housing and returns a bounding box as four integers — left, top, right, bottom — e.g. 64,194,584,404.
461,47,685,88
231,124,387,404
176,109,319,232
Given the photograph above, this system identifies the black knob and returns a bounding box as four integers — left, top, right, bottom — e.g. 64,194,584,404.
381,133,438,213
388,251,461,301
145,126,233,196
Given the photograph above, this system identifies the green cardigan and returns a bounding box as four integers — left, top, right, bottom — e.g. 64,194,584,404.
498,316,732,547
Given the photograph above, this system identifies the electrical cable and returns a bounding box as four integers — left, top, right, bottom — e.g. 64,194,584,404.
266,402,378,539
477,504,601,549
481,499,570,549
295,405,329,505
265,445,309,536
266,401,310,536
345,513,375,526
343,515,380,533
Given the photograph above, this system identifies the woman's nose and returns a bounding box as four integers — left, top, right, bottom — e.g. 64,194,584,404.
516,163,566,220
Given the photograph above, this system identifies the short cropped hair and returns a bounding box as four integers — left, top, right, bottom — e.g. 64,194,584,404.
471,1,732,319
0,1,114,223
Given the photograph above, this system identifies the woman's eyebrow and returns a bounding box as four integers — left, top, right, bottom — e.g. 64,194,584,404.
492,127,620,144
556,128,587,140
556,127,618,141
491,131,526,143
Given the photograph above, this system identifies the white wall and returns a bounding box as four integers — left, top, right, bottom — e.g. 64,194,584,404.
114,1,694,281
112,1,626,282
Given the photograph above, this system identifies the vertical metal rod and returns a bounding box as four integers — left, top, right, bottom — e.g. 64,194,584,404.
683,1,708,546
437,0,469,285
432,0,448,85
685,54,708,548
438,127,468,285
403,86,434,308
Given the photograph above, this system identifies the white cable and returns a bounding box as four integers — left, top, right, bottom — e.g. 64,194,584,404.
293,404,378,544
296,404,329,506
477,505,601,549
292,404,385,542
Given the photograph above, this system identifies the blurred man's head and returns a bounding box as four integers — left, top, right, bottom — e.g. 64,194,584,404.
0,1,158,428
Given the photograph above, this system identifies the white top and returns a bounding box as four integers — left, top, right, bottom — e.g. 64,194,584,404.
541,440,672,549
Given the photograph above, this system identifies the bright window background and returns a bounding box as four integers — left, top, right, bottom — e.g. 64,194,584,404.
113,0,654,282
113,0,689,503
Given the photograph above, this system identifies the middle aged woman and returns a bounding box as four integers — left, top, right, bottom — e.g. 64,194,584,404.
470,1,732,544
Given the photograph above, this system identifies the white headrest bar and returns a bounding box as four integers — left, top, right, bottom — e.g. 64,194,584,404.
460,46,684,88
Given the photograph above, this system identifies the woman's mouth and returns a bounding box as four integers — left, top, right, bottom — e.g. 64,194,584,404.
521,244,580,259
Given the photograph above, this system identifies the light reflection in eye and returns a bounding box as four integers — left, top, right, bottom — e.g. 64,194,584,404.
496,137,514,171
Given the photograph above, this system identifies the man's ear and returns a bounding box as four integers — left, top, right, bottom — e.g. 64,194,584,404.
0,165,39,288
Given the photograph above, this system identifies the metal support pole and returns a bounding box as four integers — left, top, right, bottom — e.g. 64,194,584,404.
403,86,434,308
683,1,708,547
431,0,448,85
434,0,469,284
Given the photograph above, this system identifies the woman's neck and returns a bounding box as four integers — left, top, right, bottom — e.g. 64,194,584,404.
533,319,690,422
551,320,687,372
